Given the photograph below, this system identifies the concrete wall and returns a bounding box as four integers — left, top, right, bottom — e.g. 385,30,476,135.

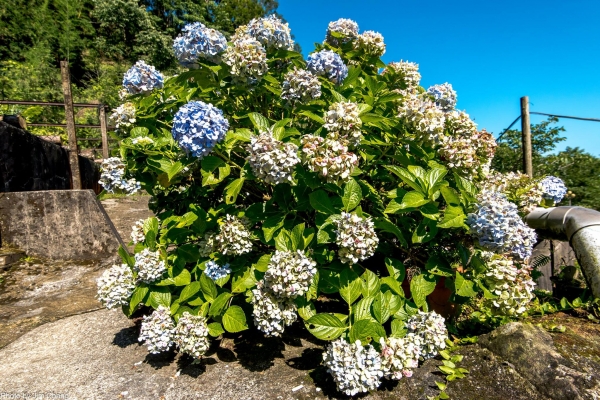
0,190,125,261
0,121,100,193
533,240,577,292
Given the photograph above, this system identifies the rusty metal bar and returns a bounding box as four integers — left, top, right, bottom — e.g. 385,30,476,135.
0,100,103,108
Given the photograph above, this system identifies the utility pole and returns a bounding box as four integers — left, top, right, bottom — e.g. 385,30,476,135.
60,61,81,189
521,96,533,177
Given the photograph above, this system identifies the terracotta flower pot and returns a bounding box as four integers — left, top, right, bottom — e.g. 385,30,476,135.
402,277,458,319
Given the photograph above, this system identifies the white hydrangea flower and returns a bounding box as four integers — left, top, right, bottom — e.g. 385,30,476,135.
427,83,457,111
325,18,359,46
244,15,294,51
96,263,135,310
354,30,386,57
109,102,136,131
139,305,175,354
99,157,141,194
134,248,166,284
251,280,297,337
247,129,300,184
323,102,363,147
130,219,145,244
335,212,379,265
323,339,383,396
281,67,321,104
379,334,422,380
204,260,231,281
263,250,317,298
382,61,421,89
223,36,268,84
174,312,210,358
301,135,358,183
482,172,543,214
398,94,446,147
215,215,253,255
407,310,448,360
482,255,536,316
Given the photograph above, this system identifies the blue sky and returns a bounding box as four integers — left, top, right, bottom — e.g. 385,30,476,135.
278,0,600,155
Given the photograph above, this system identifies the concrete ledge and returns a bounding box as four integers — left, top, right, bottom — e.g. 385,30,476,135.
0,190,125,261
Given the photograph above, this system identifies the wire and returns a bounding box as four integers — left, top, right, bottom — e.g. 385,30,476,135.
530,112,600,123
496,115,521,141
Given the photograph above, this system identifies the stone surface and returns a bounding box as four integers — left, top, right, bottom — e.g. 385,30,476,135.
0,190,125,260
0,121,100,192
101,195,154,250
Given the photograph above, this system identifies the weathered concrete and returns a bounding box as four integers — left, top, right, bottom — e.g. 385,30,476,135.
101,195,153,250
0,190,125,260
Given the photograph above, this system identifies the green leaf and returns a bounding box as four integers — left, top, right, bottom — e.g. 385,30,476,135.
298,110,325,124
305,314,346,341
262,214,286,242
361,269,380,298
253,254,272,273
128,285,149,315
209,292,233,317
412,219,438,244
349,319,386,344
385,258,406,281
222,305,248,333
438,206,466,229
453,173,477,202
340,267,362,305
353,296,376,322
148,287,172,309
296,297,317,320
309,190,336,214
207,322,225,337
391,319,407,337
400,191,430,209
173,268,191,286
374,218,408,247
178,244,200,263
118,246,135,268
290,223,305,251
225,178,245,204
384,165,424,194
381,277,404,296
201,156,231,186
420,202,440,220
425,256,454,277
410,274,437,309
200,273,218,301
248,112,270,131
425,166,448,198
274,229,294,251
179,281,201,303
455,272,477,297
342,179,362,212
439,366,455,375
440,187,461,206
317,215,339,244
231,266,257,293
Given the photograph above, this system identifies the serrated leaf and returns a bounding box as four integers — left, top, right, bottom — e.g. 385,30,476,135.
306,314,346,341
391,319,407,338
179,281,201,303
222,305,248,333
309,190,336,214
200,273,218,301
340,267,362,305
209,292,232,317
262,214,285,242
296,297,317,320
440,186,461,206
207,322,225,337
399,191,430,209
225,178,245,204
342,179,362,212
349,319,385,344
128,285,149,315
148,287,172,309
231,266,257,293
291,223,305,251
439,366,455,375
420,202,440,220
248,112,270,131
173,268,191,286
381,277,404,296
438,205,466,229
298,110,325,124
455,272,477,297
385,257,406,281
375,218,408,248
353,296,376,322
361,269,380,298
410,274,437,309
253,254,271,273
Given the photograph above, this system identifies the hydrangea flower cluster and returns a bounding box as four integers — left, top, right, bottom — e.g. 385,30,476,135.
482,255,536,316
335,212,379,264
99,157,141,194
204,260,231,281
325,18,359,46
122,60,164,95
244,15,294,51
483,172,543,214
379,334,423,380
251,280,297,336
323,102,363,147
130,219,145,244
109,102,136,131
397,94,446,147
280,68,321,104
322,339,384,396
246,130,300,184
171,100,229,159
131,136,154,146
199,215,253,256
263,250,317,298
540,176,567,204
301,135,358,182
427,83,457,112
383,61,421,89
223,36,268,84
138,305,175,354
306,49,348,85
407,310,448,360
354,30,386,57
96,264,135,310
174,312,210,358
466,191,538,260
173,22,228,65
134,248,166,283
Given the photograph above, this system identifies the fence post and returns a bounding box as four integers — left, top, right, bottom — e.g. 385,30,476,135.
60,61,81,189
521,96,533,177
99,105,109,159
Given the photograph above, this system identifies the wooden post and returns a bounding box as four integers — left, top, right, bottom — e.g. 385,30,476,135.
60,61,81,189
521,96,533,177
99,105,109,159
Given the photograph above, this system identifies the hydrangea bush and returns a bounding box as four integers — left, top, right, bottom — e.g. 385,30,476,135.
97,15,566,395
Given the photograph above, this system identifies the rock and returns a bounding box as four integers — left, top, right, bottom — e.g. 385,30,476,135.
479,321,600,400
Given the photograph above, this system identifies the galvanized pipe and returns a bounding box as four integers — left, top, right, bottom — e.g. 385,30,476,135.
526,206,600,297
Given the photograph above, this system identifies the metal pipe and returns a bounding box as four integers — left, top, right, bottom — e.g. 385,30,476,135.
526,206,600,297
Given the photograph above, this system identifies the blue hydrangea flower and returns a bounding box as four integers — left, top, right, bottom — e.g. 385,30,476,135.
173,22,228,66
540,176,567,204
306,50,348,85
244,15,294,51
171,101,230,158
427,83,457,111
122,61,164,95
204,261,231,281
466,191,537,260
